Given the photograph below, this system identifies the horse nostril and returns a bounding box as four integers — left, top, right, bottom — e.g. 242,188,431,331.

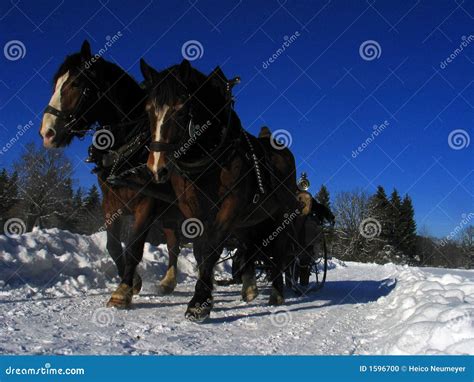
45,128,55,139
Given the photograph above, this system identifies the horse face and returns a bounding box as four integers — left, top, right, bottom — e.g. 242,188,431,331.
140,59,229,183
145,97,188,183
40,41,96,148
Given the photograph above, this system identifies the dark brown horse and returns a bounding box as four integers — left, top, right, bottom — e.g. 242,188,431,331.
39,41,182,305
130,58,301,320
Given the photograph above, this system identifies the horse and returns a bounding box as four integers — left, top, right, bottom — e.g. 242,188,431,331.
38,41,182,305
130,58,301,320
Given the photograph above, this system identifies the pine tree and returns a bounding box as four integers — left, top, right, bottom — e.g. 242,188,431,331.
366,186,391,261
0,169,19,223
81,184,103,234
389,189,402,247
399,195,417,260
315,185,331,209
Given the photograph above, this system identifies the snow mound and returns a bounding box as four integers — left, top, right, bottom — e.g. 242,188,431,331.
363,265,474,355
0,229,230,299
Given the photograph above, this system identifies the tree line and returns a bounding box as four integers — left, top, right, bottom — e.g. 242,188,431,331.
315,184,473,269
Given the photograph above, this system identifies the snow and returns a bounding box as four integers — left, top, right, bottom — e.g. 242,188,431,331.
0,229,473,355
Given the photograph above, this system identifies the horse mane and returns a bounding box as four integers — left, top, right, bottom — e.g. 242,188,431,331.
150,64,208,106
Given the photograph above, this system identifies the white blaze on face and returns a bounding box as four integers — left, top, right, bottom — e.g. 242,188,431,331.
151,104,170,175
40,71,70,146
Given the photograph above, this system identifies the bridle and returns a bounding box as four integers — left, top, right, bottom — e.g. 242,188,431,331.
149,77,240,177
43,77,99,137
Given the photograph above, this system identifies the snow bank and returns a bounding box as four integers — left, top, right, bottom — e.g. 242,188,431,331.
364,264,474,355
0,228,230,298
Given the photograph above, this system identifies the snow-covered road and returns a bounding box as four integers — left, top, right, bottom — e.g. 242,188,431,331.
1,229,473,355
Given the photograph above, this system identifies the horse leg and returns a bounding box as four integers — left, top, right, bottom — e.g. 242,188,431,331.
185,234,224,321
268,229,288,306
107,199,153,308
240,243,258,302
159,227,180,294
105,217,124,279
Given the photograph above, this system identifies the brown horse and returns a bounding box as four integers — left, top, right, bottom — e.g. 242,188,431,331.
127,58,301,321
39,41,182,304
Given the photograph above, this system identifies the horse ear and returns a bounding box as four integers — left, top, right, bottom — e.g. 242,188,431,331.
179,59,192,80
140,58,158,85
209,66,227,96
80,40,92,60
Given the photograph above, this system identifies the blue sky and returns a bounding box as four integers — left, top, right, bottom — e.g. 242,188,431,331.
0,0,472,237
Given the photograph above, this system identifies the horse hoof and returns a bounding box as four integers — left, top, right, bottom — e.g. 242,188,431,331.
132,273,142,295
268,291,285,306
185,298,213,322
242,285,259,302
106,283,133,309
185,308,210,323
158,283,175,295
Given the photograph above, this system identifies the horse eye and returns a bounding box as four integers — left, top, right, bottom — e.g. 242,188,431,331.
71,80,80,88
